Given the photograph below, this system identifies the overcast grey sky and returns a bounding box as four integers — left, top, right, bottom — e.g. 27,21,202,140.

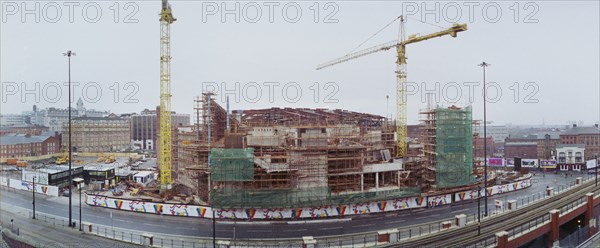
1,1,599,125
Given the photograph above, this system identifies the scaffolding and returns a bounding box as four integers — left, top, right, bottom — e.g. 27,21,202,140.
178,103,419,209
420,105,475,191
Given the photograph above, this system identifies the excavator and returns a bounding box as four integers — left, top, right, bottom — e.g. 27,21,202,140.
55,152,68,165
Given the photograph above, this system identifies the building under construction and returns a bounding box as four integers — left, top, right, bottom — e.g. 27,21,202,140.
176,94,421,208
418,105,475,192
174,94,477,208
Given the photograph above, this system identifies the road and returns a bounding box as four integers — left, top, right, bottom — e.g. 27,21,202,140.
0,204,141,247
0,172,581,240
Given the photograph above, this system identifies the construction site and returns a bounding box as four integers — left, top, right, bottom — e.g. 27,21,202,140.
169,93,478,209
110,1,484,210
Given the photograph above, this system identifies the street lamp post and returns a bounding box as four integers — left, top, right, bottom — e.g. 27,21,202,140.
32,176,36,219
477,185,481,235
479,61,490,217
73,178,84,231
63,50,76,227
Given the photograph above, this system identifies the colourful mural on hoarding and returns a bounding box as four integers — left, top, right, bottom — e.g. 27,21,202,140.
85,177,531,220
7,178,59,196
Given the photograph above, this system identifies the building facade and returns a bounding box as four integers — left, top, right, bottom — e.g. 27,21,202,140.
556,144,585,171
474,125,509,143
0,132,60,158
37,99,107,132
130,108,190,151
0,114,26,126
504,139,538,159
62,116,130,152
559,125,600,160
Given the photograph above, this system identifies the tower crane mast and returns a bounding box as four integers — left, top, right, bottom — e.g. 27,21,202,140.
317,16,467,157
159,0,176,191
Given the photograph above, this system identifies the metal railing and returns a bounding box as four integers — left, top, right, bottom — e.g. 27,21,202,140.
19,174,596,247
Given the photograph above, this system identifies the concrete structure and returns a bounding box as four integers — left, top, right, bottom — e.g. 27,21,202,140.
130,108,190,151
62,116,130,152
0,132,60,158
176,97,409,208
556,144,586,171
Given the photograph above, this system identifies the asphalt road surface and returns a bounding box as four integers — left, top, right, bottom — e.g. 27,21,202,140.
0,172,582,239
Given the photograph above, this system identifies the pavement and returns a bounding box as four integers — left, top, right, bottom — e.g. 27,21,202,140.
0,171,582,240
0,203,141,248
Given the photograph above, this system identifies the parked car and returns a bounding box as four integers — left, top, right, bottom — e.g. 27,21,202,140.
63,189,70,197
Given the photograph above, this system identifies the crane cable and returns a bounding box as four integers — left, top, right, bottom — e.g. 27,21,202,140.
406,16,446,29
348,15,402,54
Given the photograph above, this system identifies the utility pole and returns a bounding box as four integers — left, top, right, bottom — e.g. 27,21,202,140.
477,185,481,235
63,50,76,227
479,61,490,217
32,175,36,219
207,93,216,248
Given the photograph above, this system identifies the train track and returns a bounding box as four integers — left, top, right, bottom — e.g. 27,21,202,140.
392,179,599,248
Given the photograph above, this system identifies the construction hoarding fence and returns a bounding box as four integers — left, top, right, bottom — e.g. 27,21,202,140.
435,106,475,188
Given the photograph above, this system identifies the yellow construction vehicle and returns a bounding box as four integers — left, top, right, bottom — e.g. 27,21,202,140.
97,153,106,163
55,152,69,165
105,154,116,164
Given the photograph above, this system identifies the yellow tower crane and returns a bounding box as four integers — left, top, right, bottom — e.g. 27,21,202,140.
159,0,176,191
317,16,467,157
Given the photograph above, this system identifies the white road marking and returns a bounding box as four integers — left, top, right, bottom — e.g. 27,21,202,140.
385,219,406,224
319,227,343,230
283,228,307,232
451,209,469,213
247,230,272,233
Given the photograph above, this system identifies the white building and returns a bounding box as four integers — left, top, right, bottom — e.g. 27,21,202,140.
474,125,509,143
556,144,585,171
0,114,26,126
38,98,108,132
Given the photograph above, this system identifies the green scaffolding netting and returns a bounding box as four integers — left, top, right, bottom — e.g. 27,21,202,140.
208,149,421,208
435,106,475,188
210,148,254,181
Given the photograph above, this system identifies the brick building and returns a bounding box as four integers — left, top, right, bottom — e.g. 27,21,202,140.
0,132,60,158
504,138,538,159
473,135,494,159
559,125,600,160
